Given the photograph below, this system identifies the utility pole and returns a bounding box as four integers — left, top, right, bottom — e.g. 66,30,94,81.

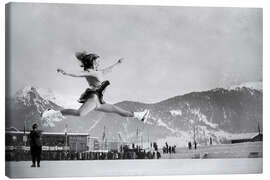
136,127,139,147
65,124,68,152
102,126,106,150
141,135,143,149
23,120,27,147
193,124,197,150
257,121,261,134
193,125,196,143
148,132,150,149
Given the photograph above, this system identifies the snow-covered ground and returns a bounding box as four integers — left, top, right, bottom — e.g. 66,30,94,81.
5,142,263,178
161,142,262,159
6,158,262,178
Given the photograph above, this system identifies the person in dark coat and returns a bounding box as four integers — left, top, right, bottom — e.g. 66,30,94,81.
188,141,192,150
29,123,42,167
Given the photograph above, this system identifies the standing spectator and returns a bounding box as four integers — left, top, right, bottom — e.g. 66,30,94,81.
194,141,197,150
172,145,176,153
29,123,42,167
188,142,192,150
165,142,168,153
157,151,161,159
153,142,158,151
209,137,213,145
120,144,123,152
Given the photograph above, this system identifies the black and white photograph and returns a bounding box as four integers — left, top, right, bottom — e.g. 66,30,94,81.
5,2,263,178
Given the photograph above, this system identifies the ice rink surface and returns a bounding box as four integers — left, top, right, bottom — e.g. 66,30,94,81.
6,158,262,178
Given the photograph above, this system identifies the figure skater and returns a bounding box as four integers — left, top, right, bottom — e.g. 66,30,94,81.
42,51,150,123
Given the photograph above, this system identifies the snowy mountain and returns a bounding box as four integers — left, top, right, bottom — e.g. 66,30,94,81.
6,82,262,147
35,87,80,109
6,86,63,128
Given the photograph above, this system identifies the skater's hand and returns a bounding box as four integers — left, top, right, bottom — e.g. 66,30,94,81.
57,68,66,75
101,59,124,75
117,58,124,64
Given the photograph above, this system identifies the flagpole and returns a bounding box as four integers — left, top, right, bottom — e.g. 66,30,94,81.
102,126,106,150
65,124,68,156
23,120,26,147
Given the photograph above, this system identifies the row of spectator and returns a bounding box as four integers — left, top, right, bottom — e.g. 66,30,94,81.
6,149,161,161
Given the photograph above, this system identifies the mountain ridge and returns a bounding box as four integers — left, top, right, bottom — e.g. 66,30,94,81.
6,82,263,146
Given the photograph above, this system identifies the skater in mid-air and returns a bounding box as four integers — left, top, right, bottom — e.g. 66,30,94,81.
42,51,150,123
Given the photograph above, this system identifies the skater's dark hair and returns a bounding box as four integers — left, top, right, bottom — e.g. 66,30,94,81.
75,52,99,71
32,123,38,129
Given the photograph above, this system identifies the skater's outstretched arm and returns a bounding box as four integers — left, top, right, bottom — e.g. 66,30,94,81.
57,68,98,78
100,58,123,75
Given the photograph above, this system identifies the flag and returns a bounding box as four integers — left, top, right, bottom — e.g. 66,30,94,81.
102,126,106,141
257,122,261,134
118,133,122,142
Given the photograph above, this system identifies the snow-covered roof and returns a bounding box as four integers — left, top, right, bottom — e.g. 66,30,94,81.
229,132,259,140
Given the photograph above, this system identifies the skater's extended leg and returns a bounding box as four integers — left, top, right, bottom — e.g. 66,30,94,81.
96,104,150,122
42,95,149,123
95,104,134,117
61,95,99,117
60,109,80,116
42,95,100,124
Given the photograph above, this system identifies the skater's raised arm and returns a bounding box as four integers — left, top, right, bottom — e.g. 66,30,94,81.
57,68,98,78
100,58,123,75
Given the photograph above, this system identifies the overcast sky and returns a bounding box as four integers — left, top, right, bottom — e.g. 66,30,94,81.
7,3,262,103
